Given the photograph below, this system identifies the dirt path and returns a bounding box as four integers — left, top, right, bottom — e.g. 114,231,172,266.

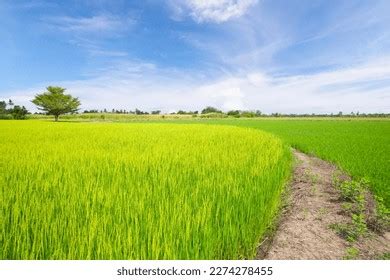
259,150,390,260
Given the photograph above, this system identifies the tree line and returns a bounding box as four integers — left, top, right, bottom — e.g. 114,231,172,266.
83,105,390,118
0,100,29,119
1,86,389,121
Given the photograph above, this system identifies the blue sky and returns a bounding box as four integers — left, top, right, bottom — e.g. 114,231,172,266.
1,0,390,113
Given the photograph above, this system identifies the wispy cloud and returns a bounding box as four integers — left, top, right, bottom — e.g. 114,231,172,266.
45,14,133,33
170,0,258,23
42,14,134,57
3,0,58,10
87,49,128,57
174,0,390,75
172,1,290,73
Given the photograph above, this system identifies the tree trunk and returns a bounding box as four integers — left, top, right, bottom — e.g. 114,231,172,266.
54,115,59,122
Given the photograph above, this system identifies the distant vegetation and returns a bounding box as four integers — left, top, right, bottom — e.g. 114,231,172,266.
0,99,29,120
201,106,222,114
32,105,390,120
3,85,390,121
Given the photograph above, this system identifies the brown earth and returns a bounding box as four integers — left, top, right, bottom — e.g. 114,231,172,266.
257,150,390,260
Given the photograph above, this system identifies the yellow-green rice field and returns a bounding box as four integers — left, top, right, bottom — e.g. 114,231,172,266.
0,121,291,259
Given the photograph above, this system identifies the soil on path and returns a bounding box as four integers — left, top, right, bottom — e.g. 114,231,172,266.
258,150,390,260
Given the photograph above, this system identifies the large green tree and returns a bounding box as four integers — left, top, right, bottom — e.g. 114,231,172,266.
32,87,81,121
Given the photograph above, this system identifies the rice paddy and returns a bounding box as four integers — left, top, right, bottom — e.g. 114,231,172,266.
0,121,291,259
205,119,390,207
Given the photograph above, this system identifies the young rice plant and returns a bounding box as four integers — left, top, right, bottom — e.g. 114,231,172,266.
0,121,291,259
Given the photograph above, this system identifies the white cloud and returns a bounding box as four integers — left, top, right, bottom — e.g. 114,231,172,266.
195,78,246,110
171,0,258,23
2,58,390,114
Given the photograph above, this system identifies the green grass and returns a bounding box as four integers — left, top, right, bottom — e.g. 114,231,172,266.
0,121,291,259
196,119,390,207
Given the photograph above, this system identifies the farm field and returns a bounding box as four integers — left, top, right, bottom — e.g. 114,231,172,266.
17,115,390,206
0,121,291,259
196,118,390,208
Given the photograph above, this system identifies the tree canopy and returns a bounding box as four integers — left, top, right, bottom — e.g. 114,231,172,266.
0,99,29,119
32,86,81,121
201,106,222,114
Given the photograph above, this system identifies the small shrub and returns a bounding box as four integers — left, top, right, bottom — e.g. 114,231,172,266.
351,213,367,238
330,222,363,242
338,180,363,202
369,196,390,232
341,202,354,214
377,252,390,260
344,246,360,260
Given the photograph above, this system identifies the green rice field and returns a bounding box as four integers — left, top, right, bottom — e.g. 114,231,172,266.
0,121,291,259
204,119,390,207
1,117,389,260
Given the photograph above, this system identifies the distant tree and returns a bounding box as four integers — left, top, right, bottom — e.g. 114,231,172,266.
240,111,257,118
135,108,149,115
177,110,198,115
10,105,29,119
1,100,29,119
201,106,222,114
151,110,161,115
227,110,240,117
0,101,6,114
31,87,81,121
